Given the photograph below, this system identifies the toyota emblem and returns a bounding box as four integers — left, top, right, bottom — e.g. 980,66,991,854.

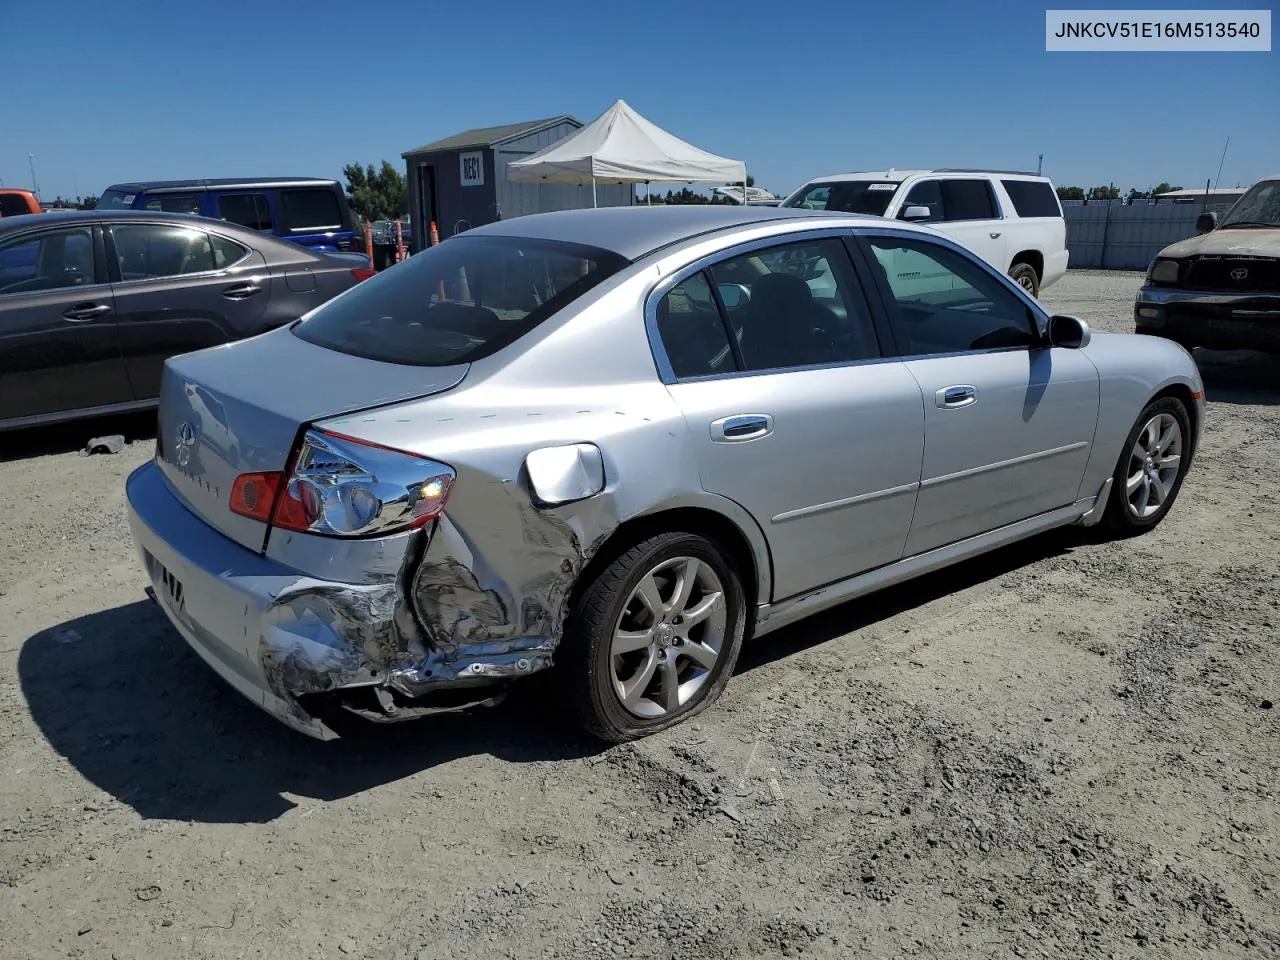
175,421,198,466
1230,267,1249,281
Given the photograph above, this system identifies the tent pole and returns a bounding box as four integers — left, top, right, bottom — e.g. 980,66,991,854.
646,182,650,206
592,176,597,208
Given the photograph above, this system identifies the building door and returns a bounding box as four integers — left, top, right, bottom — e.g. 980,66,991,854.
416,165,437,251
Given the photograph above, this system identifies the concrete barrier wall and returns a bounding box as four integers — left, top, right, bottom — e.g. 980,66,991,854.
1063,201,1236,271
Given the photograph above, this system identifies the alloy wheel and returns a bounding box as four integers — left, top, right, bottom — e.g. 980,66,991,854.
1125,412,1183,519
610,557,728,718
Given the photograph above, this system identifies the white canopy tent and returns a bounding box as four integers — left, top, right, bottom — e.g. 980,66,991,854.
506,99,747,206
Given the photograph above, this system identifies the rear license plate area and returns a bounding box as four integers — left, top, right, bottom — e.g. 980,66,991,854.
144,549,186,614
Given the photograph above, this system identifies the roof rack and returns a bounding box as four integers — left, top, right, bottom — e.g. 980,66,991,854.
932,168,1042,176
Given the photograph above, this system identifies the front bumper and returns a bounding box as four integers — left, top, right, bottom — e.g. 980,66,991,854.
126,460,562,739
1135,285,1280,352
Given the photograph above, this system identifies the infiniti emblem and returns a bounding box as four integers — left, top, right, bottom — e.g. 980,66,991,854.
1230,267,1249,281
175,421,197,467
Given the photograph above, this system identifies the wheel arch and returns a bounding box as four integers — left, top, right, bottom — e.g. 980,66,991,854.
573,497,773,629
1010,249,1044,278
1148,381,1200,460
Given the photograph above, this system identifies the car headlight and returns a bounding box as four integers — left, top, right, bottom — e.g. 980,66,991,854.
1147,258,1181,285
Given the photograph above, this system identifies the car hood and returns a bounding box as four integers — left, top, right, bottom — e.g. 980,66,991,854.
1159,227,1280,259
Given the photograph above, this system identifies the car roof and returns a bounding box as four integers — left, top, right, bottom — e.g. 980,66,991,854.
800,169,1049,184
0,208,294,243
459,205,896,260
103,178,339,193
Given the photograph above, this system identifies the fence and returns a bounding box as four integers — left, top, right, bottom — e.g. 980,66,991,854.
1062,199,1237,271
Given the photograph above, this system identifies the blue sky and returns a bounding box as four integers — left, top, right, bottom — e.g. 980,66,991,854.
3,0,1276,201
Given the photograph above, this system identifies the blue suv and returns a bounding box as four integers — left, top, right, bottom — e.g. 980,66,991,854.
96,178,357,253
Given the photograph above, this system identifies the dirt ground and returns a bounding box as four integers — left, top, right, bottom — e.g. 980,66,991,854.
1,270,1276,960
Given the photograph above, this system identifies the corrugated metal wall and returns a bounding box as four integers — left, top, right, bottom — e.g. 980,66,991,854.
495,121,633,220
1063,201,1237,270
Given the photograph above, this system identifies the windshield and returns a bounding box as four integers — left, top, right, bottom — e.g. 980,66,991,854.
1221,179,1280,228
293,235,629,366
782,180,902,216
97,189,138,210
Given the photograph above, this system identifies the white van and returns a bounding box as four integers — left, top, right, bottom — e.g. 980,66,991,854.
780,169,1069,297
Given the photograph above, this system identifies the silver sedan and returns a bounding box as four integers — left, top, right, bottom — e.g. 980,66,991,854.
124,205,1205,742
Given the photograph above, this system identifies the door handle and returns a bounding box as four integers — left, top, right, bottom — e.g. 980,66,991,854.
710,414,773,442
936,385,977,408
989,232,1002,239
222,282,262,300
62,303,112,322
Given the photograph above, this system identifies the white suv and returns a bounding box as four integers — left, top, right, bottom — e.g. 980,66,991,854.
780,169,1069,297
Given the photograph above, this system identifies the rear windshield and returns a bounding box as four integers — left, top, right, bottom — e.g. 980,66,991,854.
782,180,901,216
1000,179,1062,218
97,189,138,210
292,235,629,366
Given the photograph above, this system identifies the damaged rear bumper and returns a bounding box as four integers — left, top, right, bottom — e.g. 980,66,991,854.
125,460,571,739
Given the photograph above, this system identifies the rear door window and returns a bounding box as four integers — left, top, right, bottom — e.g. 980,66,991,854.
1000,180,1062,218
218,193,273,231
292,235,628,365
280,189,343,232
940,179,999,221
110,223,218,279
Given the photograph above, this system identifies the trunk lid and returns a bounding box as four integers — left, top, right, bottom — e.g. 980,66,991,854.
155,324,468,551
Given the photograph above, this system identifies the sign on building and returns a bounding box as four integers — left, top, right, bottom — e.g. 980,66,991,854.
460,152,484,187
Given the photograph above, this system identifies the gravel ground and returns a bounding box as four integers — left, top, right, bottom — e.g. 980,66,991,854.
1,270,1277,960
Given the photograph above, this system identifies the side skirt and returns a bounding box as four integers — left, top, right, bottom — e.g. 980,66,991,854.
753,494,1098,639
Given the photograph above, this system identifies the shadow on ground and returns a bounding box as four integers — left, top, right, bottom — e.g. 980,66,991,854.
20,527,1088,825
19,598,603,825
739,526,1083,674
0,412,157,462
1195,349,1280,406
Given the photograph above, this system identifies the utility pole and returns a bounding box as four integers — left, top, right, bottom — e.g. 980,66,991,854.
28,154,40,198
1037,153,1044,176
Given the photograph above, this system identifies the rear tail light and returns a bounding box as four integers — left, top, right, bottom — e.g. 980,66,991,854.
351,263,376,282
229,429,454,538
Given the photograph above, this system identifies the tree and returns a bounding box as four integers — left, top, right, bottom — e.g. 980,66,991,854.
343,160,407,222
1152,182,1182,195
1056,185,1085,201
78,195,99,210
1085,185,1121,201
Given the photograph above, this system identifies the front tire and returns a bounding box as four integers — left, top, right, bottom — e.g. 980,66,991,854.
558,532,747,743
1009,262,1040,298
1101,397,1192,535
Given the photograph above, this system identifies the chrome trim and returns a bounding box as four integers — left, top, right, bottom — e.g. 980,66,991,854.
919,441,1089,489
755,497,1095,636
771,481,919,524
641,221,1056,386
0,397,157,433
1136,285,1280,307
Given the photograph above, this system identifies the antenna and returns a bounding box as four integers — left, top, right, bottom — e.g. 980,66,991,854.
1213,136,1230,192
1037,153,1044,176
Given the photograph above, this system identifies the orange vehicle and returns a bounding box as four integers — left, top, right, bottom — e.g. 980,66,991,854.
0,189,43,217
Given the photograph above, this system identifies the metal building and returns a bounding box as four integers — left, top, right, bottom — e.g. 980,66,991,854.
402,116,633,251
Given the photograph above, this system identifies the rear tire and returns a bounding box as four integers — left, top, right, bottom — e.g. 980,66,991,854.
1100,397,1192,536
557,532,747,743
1009,262,1040,297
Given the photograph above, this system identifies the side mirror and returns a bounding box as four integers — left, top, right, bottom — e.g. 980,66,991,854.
1195,211,1217,234
1048,314,1091,349
900,205,932,222
716,282,750,309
